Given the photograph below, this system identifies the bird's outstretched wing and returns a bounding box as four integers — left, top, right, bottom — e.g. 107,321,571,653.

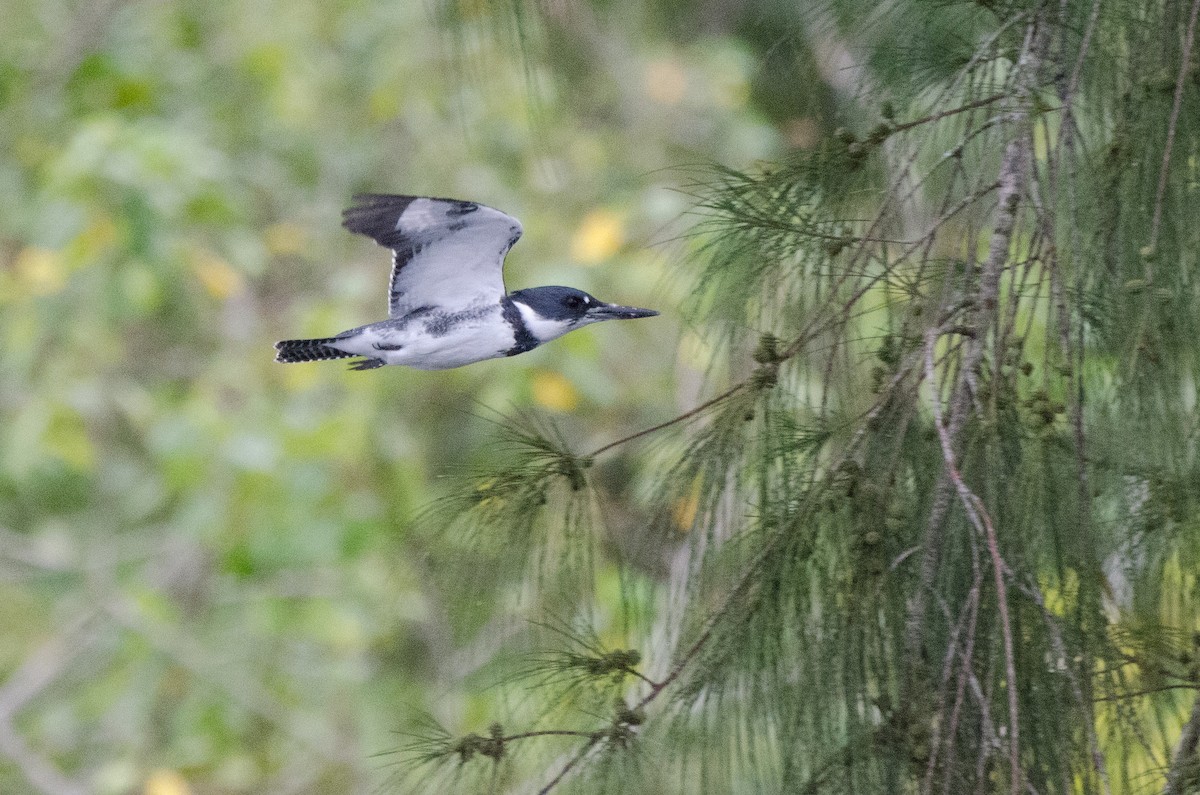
342,194,523,317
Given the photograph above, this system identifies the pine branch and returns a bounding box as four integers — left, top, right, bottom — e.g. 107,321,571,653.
506,729,602,742
587,383,748,458
586,157,1002,464
1017,577,1114,795
537,734,603,795
531,512,777,793
924,327,1021,795
443,5,1198,793
1147,0,1200,263
887,92,1011,135
1039,4,1111,790
535,344,931,791
1093,686,1200,703
924,561,984,794
902,21,1050,784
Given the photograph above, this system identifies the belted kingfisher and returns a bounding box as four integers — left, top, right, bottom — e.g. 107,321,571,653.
275,194,658,371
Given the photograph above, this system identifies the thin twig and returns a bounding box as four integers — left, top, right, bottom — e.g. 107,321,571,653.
505,729,600,742
942,579,984,795
972,496,1020,795
925,328,1021,795
1091,685,1200,702
924,562,984,795
628,669,661,688
537,734,602,795
889,92,1012,135
587,383,747,458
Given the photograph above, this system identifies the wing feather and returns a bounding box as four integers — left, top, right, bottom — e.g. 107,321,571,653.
342,194,523,316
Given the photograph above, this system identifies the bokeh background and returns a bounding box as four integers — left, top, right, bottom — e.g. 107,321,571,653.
7,1,1200,794
0,1,796,792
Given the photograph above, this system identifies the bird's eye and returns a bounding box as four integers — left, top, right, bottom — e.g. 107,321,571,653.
564,296,584,309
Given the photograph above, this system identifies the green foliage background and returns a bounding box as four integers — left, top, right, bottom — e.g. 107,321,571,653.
4,1,1200,794
0,1,778,792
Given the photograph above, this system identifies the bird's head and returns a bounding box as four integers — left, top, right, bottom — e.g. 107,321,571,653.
508,286,658,344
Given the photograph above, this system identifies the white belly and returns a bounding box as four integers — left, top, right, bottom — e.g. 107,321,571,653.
328,305,517,370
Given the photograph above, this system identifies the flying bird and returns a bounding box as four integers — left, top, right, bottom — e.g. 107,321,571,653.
275,195,658,371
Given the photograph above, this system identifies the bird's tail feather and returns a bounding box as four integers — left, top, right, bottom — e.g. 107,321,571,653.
274,337,355,364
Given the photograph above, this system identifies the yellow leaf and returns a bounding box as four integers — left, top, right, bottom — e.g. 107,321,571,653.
189,248,244,300
144,769,191,795
1038,568,1078,617
671,488,700,533
264,222,309,257
14,247,67,296
475,481,506,511
531,370,580,412
570,209,625,264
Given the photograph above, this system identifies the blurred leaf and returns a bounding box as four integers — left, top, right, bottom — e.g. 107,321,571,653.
263,221,309,257
531,369,581,412
143,768,191,795
570,208,625,264
13,246,67,296
186,246,244,300
45,405,95,471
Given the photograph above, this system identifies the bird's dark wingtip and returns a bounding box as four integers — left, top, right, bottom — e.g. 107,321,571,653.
341,195,422,243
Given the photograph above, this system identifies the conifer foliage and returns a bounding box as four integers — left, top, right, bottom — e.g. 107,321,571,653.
413,1,1200,793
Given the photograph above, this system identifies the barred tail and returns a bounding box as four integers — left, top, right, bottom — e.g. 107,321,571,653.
274,337,355,364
